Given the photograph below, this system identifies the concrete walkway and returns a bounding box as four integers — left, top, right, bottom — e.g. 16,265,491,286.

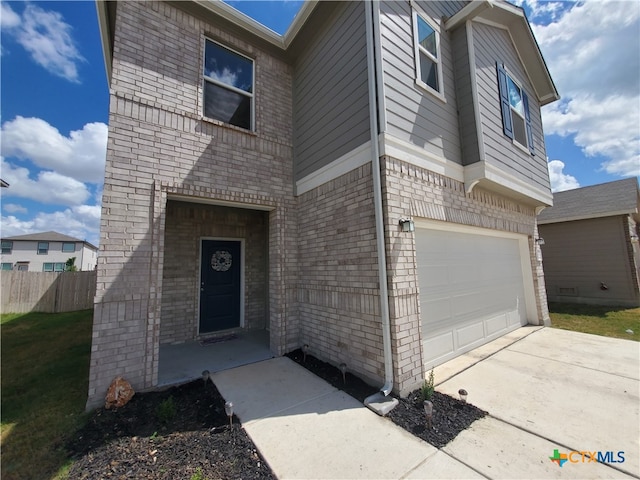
211,327,640,479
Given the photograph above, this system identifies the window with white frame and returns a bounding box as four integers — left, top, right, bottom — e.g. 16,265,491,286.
17,262,29,271
62,242,75,253
37,242,49,255
497,62,534,154
203,39,254,131
43,262,65,272
1,263,13,270
412,10,443,97
1,240,12,254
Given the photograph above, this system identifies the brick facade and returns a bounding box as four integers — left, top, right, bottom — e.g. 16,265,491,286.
87,1,297,409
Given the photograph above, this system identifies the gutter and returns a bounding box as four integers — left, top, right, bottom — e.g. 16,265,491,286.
364,0,394,400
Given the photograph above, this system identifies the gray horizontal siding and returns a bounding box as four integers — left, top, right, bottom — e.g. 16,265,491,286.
380,0,465,164
472,22,550,192
539,216,640,306
452,24,480,166
293,1,370,182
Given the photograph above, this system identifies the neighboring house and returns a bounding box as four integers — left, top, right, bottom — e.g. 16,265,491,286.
1,179,9,188
1,231,98,272
88,0,558,409
538,178,640,307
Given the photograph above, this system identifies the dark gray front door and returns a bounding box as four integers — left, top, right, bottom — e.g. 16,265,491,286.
200,240,241,333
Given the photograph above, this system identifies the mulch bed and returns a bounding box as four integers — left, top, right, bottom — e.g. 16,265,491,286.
67,352,487,478
66,380,274,479
287,348,488,448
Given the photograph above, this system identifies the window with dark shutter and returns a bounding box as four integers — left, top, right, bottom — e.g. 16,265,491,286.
496,62,535,155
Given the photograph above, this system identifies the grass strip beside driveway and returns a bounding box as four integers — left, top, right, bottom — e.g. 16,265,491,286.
1,310,93,480
549,302,640,341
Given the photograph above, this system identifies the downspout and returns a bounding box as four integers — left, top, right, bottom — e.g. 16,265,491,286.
365,0,393,397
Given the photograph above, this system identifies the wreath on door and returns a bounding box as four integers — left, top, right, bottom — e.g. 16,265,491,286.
211,250,232,272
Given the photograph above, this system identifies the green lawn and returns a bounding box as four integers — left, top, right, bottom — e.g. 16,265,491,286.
549,303,640,341
1,310,93,480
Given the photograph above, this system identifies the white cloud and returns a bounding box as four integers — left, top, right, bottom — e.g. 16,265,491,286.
2,203,28,214
3,4,85,82
1,2,21,28
1,205,101,245
0,157,91,205
548,159,580,192
1,117,107,184
533,1,640,178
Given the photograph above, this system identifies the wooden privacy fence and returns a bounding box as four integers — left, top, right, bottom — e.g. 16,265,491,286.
1,271,97,313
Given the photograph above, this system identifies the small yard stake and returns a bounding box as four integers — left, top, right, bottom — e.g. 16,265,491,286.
424,400,433,429
303,344,309,362
202,370,210,388
339,363,347,384
225,401,234,427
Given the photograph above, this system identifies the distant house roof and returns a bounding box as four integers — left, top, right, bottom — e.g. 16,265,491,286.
1,231,98,250
538,178,640,224
1,179,9,188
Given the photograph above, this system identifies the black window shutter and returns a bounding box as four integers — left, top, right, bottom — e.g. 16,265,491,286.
522,91,535,155
496,62,513,140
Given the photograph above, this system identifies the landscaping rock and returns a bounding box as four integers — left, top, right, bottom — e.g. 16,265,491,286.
105,376,135,409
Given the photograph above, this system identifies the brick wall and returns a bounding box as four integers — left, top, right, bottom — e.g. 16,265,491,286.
297,163,385,387
87,1,297,409
160,201,268,344
380,155,548,394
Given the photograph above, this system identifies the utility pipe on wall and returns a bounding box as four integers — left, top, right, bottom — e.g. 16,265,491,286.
365,0,393,396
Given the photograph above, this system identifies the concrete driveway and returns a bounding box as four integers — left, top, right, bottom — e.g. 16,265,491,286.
434,327,640,479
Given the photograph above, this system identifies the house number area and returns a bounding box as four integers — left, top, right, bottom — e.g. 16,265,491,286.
211,251,232,271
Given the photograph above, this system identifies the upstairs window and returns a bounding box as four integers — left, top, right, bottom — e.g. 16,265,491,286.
1,240,12,254
412,10,444,99
37,242,49,255
203,39,254,131
497,62,534,155
62,242,75,252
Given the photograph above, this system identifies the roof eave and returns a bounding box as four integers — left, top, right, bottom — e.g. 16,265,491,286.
96,0,112,87
446,0,559,105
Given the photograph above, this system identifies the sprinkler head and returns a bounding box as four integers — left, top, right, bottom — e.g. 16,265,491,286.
202,370,210,385
302,344,309,362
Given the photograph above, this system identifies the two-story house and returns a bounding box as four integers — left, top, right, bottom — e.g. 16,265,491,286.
87,0,558,409
1,231,98,272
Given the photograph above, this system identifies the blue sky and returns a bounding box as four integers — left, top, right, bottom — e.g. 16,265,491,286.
1,0,638,246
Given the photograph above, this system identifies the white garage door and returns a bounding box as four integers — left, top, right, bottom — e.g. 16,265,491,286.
416,224,530,368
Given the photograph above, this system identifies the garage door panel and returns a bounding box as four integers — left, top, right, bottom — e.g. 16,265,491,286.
423,330,455,360
417,226,529,368
457,322,485,348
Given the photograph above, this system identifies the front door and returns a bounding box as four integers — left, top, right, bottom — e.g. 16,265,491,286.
199,239,242,334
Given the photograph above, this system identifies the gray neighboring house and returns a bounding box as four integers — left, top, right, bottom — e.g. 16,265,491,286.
1,231,98,272
538,178,640,307
87,0,559,409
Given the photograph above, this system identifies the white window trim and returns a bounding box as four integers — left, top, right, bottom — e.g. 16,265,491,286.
412,6,446,103
202,38,256,132
505,68,530,152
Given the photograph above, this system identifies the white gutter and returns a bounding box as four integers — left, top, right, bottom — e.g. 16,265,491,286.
365,0,393,397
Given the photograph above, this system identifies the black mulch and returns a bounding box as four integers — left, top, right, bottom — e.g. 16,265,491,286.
67,351,487,478
287,348,488,448
66,380,275,479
